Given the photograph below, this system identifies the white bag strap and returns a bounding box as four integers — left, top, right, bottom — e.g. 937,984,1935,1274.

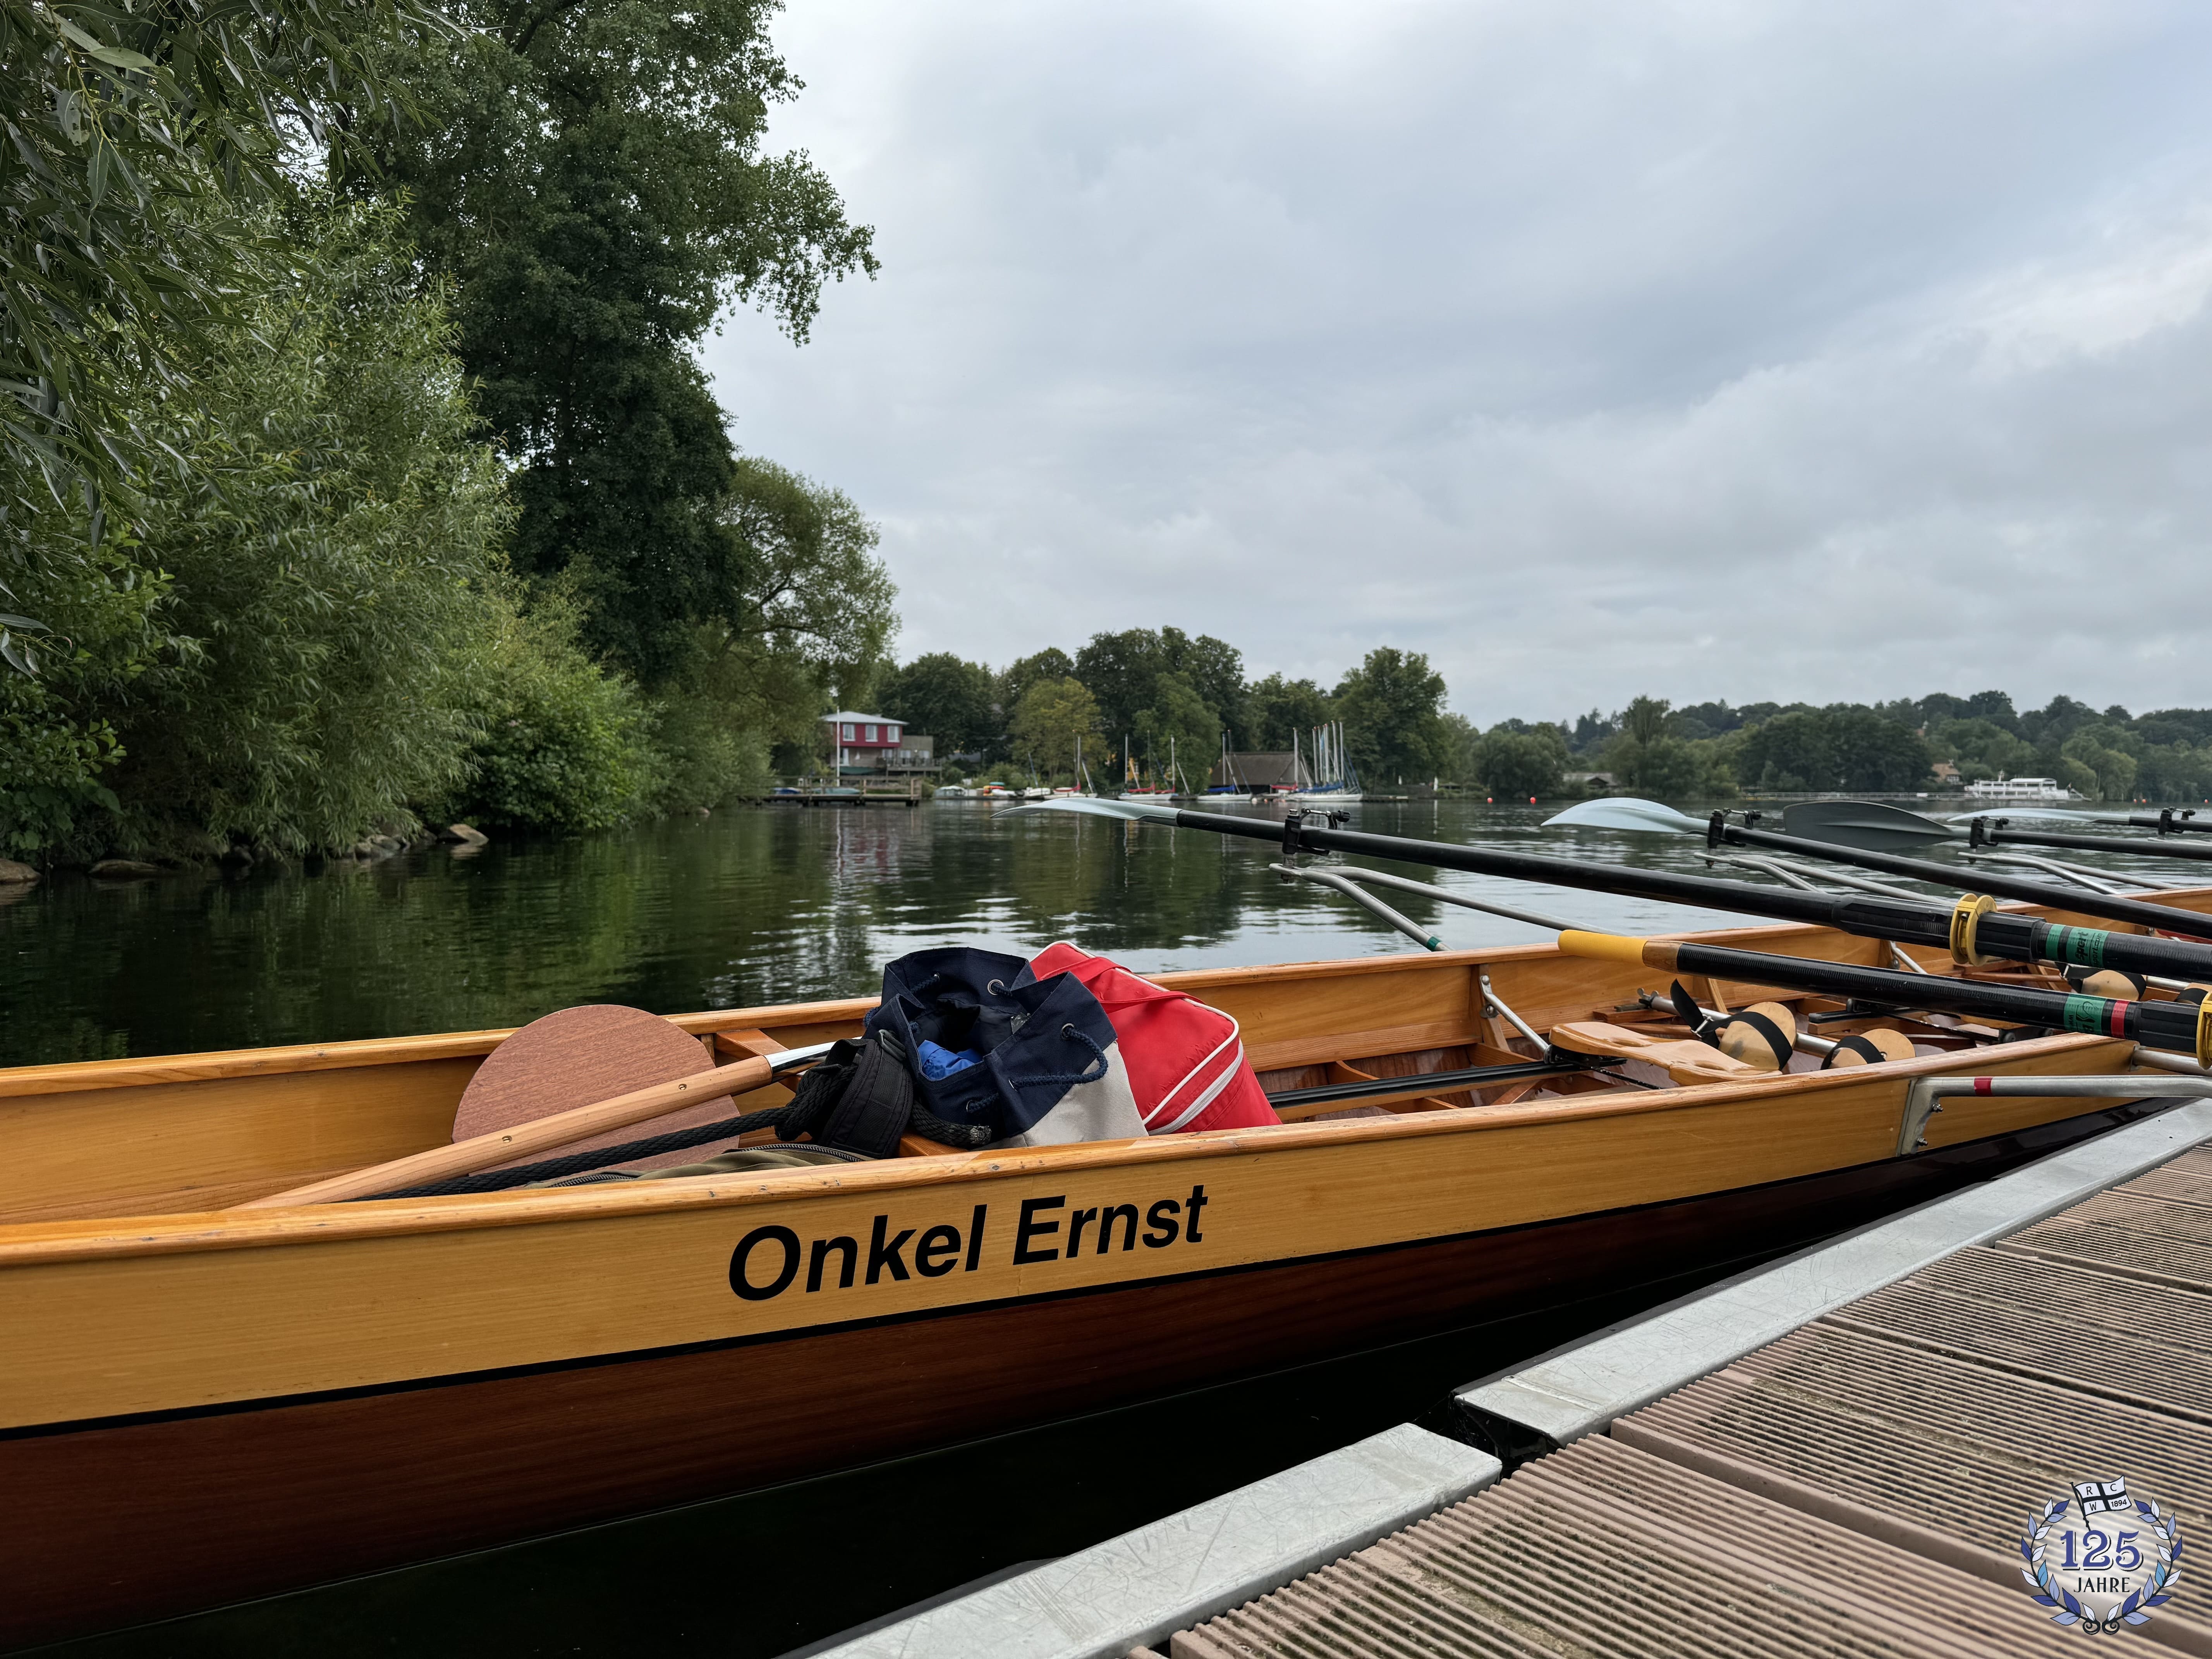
1142,1008,1244,1133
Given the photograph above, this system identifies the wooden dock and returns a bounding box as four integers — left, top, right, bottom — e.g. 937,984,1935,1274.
1165,1123,2212,1657
745,780,925,807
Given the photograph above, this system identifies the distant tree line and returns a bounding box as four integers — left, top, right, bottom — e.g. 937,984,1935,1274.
1477,690,2212,803
875,632,1454,787
877,646,2212,805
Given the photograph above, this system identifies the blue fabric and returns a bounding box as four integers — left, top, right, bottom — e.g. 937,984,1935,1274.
917,1039,982,1080
865,946,1119,1141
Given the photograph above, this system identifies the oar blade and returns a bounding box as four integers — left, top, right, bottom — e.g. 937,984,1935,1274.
994,795,1181,824
1781,799,1958,852
1541,797,1709,835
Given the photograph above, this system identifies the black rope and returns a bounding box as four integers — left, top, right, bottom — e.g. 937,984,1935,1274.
362,1102,797,1201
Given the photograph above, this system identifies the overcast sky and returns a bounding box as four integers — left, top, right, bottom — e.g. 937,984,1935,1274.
701,1,2212,726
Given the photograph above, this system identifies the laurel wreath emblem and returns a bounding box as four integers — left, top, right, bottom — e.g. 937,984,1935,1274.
2020,1495,2185,1631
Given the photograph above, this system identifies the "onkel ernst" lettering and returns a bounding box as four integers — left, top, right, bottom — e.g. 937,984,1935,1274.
728,1185,1211,1302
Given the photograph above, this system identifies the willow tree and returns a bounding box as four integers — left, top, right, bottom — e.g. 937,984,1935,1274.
0,0,448,669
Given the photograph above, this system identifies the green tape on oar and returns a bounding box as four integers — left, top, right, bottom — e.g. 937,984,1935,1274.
2060,993,2124,1037
2040,924,2111,969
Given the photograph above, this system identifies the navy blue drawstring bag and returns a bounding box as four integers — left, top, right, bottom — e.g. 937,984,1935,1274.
864,947,1145,1146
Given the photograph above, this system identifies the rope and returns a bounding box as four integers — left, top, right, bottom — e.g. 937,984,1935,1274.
1005,1024,1109,1089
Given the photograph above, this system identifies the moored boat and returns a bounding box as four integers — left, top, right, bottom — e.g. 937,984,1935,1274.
1,891,2205,1644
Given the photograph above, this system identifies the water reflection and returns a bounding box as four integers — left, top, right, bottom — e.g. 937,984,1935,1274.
2,799,2188,1065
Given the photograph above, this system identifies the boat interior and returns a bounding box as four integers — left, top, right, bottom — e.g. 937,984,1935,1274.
0,896,2201,1230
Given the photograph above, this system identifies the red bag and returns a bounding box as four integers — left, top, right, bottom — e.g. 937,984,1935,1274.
1026,942,1280,1133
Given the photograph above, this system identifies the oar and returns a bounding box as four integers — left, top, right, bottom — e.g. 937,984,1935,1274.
1542,797,2212,943
1781,795,2212,867
244,1044,830,1208
1966,812,2212,864
999,796,2212,977
1555,928,2212,1066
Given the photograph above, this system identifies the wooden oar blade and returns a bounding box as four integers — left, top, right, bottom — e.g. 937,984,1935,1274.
454,1004,740,1173
1780,799,1958,852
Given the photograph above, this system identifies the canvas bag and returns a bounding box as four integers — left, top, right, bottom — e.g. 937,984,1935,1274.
864,946,1146,1147
1020,942,1279,1134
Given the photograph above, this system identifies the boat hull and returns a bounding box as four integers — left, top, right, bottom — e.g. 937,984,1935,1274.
0,1096,2163,1647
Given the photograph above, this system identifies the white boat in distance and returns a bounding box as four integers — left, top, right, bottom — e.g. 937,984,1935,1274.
1961,775,2089,804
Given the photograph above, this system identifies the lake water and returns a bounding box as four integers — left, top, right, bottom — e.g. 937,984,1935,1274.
4,798,1814,1067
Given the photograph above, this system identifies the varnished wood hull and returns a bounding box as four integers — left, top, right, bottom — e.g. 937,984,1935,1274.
0,1096,2159,1648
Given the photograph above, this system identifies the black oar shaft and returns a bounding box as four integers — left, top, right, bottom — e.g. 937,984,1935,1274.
1719,819,2212,942
1568,933,2209,1061
1153,805,2212,978
1977,821,2212,862
2119,811,2212,836
1166,805,1849,925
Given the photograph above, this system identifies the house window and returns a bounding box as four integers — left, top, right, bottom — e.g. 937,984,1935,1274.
887,726,900,743
842,723,855,741
865,724,879,741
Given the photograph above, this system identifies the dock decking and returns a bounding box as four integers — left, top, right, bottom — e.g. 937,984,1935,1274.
1167,1132,2212,1657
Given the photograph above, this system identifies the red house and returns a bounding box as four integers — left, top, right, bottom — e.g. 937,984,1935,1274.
825,710,908,777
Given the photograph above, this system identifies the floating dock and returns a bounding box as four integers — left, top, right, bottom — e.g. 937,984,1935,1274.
811,1098,2212,1659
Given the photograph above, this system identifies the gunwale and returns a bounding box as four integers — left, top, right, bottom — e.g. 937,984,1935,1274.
0,1027,2141,1266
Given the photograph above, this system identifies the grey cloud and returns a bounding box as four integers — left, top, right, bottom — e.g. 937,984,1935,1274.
703,0,2212,721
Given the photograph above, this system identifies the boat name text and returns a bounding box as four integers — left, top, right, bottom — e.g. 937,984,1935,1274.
727,1184,1211,1302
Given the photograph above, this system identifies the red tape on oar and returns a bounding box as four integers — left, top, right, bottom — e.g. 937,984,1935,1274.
452,1004,746,1173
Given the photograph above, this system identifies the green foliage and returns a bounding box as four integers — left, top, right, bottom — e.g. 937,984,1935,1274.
1074,628,1245,744
0,0,447,506
1132,672,1219,787
1007,677,1101,781
1600,731,1734,798
0,540,161,851
878,653,996,756
368,0,877,680
1734,706,1930,793
96,199,511,857
444,590,660,831
1927,717,2037,782
0,197,515,859
996,649,1076,756
1333,647,1447,783
2059,725,2139,802
1245,672,1335,750
1473,722,1570,799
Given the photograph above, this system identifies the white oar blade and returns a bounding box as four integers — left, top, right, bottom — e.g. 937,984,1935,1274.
993,795,1181,824
1542,797,1707,835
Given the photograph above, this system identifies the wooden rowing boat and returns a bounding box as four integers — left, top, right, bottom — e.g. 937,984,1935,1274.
3,889,2205,1645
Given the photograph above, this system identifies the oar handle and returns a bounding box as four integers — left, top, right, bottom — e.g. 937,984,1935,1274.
240,1053,778,1209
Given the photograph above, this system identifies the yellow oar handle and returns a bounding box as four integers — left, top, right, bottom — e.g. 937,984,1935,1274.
1558,929,1680,969
241,1053,779,1209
